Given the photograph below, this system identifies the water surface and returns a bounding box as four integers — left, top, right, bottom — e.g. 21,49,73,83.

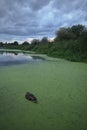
0,52,44,66
0,53,87,130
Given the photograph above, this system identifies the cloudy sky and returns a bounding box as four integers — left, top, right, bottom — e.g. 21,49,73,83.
0,0,87,42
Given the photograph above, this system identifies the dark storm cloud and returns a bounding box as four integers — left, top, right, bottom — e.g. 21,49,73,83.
0,0,87,42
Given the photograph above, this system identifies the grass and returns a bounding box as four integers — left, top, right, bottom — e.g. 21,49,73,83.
0,55,87,130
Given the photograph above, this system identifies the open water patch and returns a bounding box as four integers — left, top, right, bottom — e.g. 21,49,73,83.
0,51,44,66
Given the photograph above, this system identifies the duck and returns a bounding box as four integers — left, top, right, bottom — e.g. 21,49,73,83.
25,92,38,103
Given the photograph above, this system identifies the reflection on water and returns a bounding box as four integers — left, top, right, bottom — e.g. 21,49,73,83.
0,52,44,66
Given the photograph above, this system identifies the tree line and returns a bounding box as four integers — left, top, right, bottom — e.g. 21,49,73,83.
0,24,87,62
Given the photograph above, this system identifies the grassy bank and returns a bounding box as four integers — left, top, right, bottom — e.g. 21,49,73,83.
0,56,87,130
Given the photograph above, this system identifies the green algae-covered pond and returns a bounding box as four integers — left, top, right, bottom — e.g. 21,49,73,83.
0,53,87,130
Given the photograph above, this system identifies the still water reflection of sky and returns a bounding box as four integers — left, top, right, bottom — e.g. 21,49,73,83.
0,52,44,66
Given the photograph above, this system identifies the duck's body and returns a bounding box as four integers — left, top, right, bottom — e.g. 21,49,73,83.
25,92,37,103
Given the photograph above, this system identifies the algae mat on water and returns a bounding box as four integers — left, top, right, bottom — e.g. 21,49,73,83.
0,57,87,130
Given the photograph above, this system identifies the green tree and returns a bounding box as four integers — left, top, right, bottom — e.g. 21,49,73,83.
13,41,19,45
31,39,40,45
0,42,3,47
71,24,86,38
55,27,75,41
22,41,30,46
41,37,48,44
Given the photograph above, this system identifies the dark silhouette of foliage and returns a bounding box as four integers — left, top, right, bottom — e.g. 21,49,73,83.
0,42,3,47
22,41,30,46
71,24,86,38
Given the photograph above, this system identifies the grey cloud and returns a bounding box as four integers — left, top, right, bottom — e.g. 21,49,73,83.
28,0,51,11
0,0,87,42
